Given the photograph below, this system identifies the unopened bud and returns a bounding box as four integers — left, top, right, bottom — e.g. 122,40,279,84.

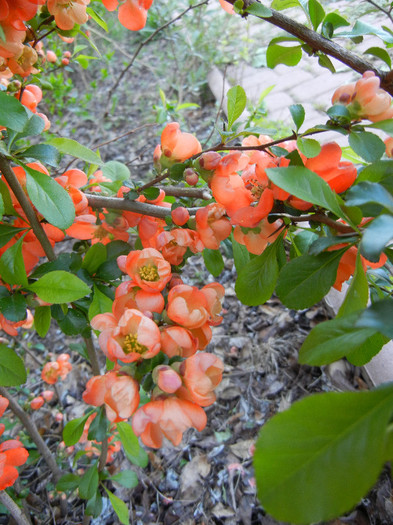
184,168,199,186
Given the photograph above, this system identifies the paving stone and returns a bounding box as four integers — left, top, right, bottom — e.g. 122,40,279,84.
289,72,353,101
264,92,294,112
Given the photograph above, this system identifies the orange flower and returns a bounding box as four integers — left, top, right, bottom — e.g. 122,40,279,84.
157,122,202,163
41,353,72,384
91,308,161,363
152,365,182,394
167,284,210,329
196,203,232,249
178,352,224,407
0,396,9,417
160,326,198,358
47,0,90,30
156,228,204,266
30,396,44,410
0,434,29,490
219,0,234,14
66,213,129,245
0,309,33,336
233,219,283,255
83,371,140,423
332,71,393,122
200,282,225,326
132,397,207,448
113,280,164,317
171,207,190,226
55,169,89,216
123,248,172,293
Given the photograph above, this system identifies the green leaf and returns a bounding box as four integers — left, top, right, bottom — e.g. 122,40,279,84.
348,132,385,163
103,487,129,525
364,46,391,68
28,271,91,303
34,305,51,337
266,166,344,218
337,253,368,317
276,250,345,309
356,159,393,186
117,421,140,458
296,137,321,158
58,308,89,336
336,20,393,44
317,53,336,73
356,299,393,338
24,164,75,229
110,470,139,489
63,413,92,446
88,284,113,321
254,384,393,524
18,113,46,138
0,294,27,322
87,406,108,442
298,311,377,365
231,234,250,273
271,0,300,9
82,243,107,274
85,489,102,518
86,7,108,31
367,119,393,136
20,144,60,167
245,3,272,17
308,0,325,30
346,332,388,367
203,249,224,277
79,464,99,500
0,235,28,286
46,137,103,166
227,85,247,129
308,235,357,256
289,104,305,130
0,225,27,249
0,92,28,132
0,345,26,386
360,214,393,262
56,473,80,492
235,237,281,306
101,161,130,182
266,42,302,68
346,181,393,214
142,187,160,200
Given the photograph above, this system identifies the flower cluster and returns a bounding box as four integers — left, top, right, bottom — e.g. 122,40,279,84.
83,247,225,448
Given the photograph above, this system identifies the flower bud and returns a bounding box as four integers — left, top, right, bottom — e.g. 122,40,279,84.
171,206,190,226
184,168,199,186
152,365,182,394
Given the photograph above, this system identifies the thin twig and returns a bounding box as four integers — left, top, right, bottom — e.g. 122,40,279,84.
138,171,171,192
91,123,157,149
0,155,56,261
364,0,393,23
103,0,210,117
282,212,356,233
0,388,62,482
0,491,31,525
203,65,228,148
225,0,393,94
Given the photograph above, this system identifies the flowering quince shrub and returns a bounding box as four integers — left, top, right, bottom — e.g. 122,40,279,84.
0,1,393,524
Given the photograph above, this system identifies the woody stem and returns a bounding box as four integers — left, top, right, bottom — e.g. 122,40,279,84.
0,155,56,261
0,388,62,482
0,491,31,525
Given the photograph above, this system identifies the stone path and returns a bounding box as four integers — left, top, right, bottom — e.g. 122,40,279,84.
208,8,385,145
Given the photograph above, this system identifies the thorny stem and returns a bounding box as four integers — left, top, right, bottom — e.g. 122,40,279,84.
0,155,56,261
225,0,393,94
0,388,62,482
91,123,156,149
0,491,31,525
103,0,210,117
85,193,202,218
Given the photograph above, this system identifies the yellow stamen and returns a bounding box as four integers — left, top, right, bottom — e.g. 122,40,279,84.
123,334,147,355
139,264,159,282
